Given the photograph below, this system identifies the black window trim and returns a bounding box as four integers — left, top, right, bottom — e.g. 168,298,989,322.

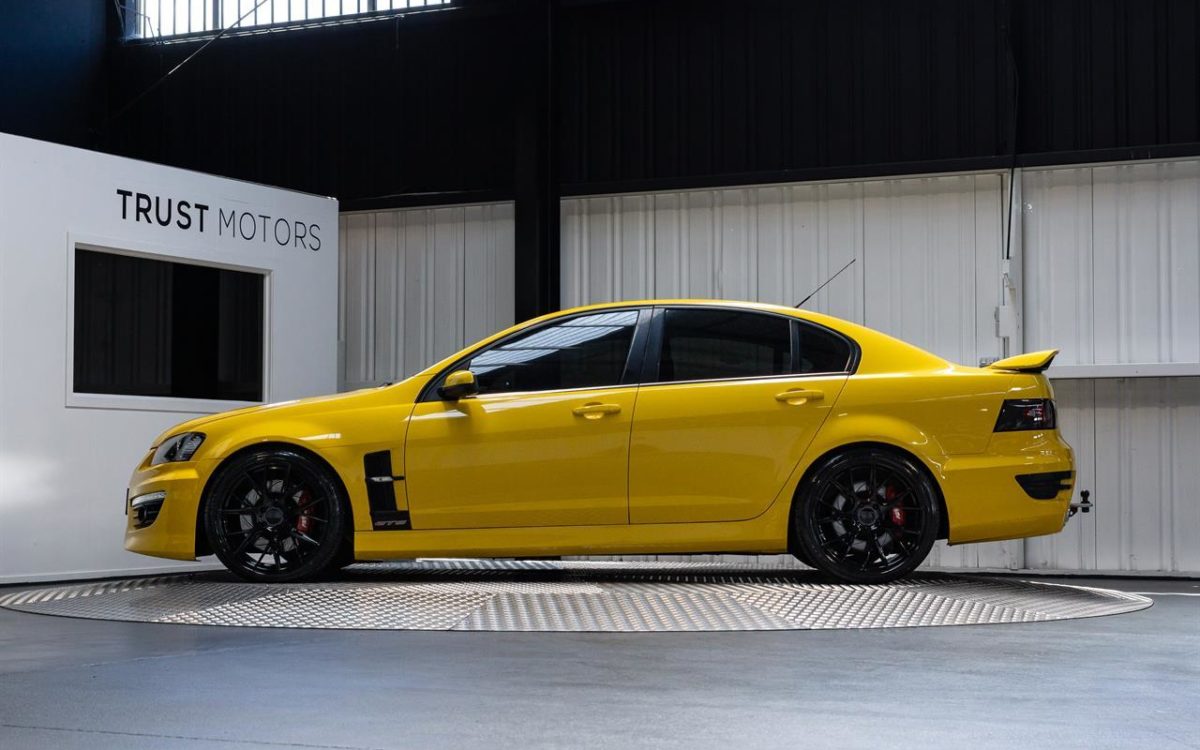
417,306,653,402
637,304,860,388
417,303,861,402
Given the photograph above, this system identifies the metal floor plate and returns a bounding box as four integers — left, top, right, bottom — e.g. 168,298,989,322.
0,560,1151,632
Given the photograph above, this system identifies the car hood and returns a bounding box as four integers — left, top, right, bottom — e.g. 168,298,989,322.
149,387,398,447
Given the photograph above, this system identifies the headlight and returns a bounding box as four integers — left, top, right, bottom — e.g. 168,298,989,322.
151,432,206,465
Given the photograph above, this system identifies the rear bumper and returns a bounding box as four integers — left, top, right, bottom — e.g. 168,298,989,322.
940,430,1076,544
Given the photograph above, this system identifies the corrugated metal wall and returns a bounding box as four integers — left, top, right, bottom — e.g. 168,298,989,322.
338,204,515,391
1022,160,1200,575
562,174,1005,366
561,172,1022,570
1024,160,1200,366
336,159,1200,575
1034,377,1200,574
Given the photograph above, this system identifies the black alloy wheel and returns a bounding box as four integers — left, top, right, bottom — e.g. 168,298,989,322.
792,448,940,584
204,449,349,582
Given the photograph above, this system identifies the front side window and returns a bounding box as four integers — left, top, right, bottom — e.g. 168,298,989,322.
465,310,639,395
657,309,791,383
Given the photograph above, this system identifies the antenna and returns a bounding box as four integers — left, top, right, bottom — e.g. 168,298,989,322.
794,258,856,308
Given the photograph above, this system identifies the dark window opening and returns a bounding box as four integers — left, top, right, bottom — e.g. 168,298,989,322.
464,310,639,395
796,322,853,374
73,248,264,401
658,309,791,382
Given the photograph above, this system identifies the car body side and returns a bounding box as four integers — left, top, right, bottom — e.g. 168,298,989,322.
124,300,1075,563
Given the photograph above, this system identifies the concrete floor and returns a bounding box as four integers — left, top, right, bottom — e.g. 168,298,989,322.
0,575,1196,750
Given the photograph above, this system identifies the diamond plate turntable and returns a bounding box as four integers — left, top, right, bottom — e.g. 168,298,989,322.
0,560,1151,632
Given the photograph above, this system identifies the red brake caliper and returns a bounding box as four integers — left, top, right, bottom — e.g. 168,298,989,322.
887,485,906,526
295,489,313,534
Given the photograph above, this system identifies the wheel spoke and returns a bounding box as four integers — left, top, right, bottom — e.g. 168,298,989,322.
831,480,857,502
871,537,890,567
837,534,857,561
243,470,272,503
219,507,256,515
294,495,328,513
278,462,294,498
232,529,261,557
289,536,307,563
292,530,320,547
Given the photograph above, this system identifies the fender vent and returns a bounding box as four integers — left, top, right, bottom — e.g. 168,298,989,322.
363,451,410,530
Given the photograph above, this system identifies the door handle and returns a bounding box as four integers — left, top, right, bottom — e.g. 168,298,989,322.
572,402,622,419
775,389,825,405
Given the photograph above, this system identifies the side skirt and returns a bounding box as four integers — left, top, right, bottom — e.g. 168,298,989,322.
353,512,792,560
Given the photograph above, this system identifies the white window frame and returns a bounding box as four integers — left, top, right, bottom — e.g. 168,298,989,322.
65,235,272,414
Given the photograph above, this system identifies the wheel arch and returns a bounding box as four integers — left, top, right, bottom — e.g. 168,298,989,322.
194,440,355,558
786,440,950,554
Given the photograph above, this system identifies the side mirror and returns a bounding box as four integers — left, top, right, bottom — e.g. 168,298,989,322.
437,369,479,400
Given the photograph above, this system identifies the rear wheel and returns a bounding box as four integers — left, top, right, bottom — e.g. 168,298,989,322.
792,448,940,584
203,449,349,582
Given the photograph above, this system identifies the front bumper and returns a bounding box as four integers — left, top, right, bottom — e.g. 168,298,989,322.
124,458,215,561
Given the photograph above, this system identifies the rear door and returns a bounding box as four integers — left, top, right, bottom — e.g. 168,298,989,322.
628,307,851,524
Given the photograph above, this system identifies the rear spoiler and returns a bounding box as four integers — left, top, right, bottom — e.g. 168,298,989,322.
986,349,1059,374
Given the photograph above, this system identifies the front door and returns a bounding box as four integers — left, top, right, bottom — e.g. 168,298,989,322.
405,309,645,529
628,307,851,524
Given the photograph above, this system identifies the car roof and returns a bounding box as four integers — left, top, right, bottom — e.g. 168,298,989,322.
546,299,851,334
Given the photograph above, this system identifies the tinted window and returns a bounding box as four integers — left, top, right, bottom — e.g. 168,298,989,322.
797,322,853,373
466,310,639,394
74,248,264,401
657,309,790,382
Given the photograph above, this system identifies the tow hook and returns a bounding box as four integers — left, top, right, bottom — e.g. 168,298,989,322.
1067,489,1092,519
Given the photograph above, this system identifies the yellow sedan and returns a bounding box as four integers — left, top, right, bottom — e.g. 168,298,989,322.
125,300,1076,584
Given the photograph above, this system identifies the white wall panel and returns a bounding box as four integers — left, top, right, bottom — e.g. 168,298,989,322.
564,173,1005,368
1027,377,1200,574
339,204,514,390
563,173,1021,570
1025,161,1200,366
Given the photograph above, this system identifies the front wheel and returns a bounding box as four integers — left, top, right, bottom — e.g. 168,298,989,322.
792,448,940,584
203,449,349,582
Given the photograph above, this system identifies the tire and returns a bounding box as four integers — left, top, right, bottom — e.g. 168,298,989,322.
791,447,940,584
203,449,349,583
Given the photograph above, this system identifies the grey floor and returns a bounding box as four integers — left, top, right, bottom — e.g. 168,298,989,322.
0,575,1196,750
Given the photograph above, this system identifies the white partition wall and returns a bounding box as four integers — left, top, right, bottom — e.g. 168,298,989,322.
0,134,338,583
561,172,1022,570
1023,159,1200,575
338,204,515,390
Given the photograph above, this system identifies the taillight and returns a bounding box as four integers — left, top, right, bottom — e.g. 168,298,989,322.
994,399,1057,432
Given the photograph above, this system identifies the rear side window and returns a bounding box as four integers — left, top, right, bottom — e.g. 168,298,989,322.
796,322,853,374
657,309,791,382
466,310,639,394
